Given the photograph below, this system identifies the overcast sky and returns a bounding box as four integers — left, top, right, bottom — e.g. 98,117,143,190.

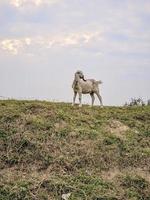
0,0,150,105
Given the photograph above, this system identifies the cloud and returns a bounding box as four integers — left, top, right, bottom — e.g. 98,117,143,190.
0,37,32,54
0,31,102,55
24,37,31,45
1,39,22,55
10,0,61,8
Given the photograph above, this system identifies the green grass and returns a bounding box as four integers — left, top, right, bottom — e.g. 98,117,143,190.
0,100,150,200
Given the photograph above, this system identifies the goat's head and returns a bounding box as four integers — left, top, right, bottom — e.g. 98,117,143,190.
75,71,86,81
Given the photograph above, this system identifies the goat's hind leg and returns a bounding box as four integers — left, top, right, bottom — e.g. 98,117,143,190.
95,91,103,107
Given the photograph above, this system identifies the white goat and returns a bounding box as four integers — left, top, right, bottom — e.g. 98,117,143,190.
72,71,103,107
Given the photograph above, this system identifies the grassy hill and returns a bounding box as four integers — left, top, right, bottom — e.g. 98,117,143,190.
0,100,150,200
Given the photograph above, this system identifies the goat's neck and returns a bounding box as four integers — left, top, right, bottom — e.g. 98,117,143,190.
76,77,85,84
78,77,86,82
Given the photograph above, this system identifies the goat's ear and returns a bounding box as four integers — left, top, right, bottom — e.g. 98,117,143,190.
82,75,86,81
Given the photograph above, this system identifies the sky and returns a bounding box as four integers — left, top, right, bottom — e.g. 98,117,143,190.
0,0,150,106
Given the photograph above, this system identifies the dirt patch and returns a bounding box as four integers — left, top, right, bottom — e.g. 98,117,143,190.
101,168,121,181
54,120,67,132
133,168,150,183
101,167,150,183
105,120,129,139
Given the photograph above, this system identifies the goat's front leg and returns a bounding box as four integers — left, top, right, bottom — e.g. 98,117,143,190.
78,92,82,107
90,93,95,106
72,91,77,106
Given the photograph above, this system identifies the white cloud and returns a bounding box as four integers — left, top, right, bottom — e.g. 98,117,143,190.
0,31,102,55
24,37,31,45
49,32,101,47
0,37,33,54
10,0,61,8
1,39,23,55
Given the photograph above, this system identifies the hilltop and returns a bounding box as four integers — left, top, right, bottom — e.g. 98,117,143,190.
0,100,150,200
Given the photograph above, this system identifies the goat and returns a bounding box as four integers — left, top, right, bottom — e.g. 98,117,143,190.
72,71,103,107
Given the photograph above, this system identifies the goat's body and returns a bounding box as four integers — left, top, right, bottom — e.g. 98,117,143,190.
72,71,103,107
74,79,100,94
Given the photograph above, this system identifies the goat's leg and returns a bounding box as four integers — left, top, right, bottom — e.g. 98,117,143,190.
78,92,82,107
95,92,103,107
90,93,95,106
72,91,77,106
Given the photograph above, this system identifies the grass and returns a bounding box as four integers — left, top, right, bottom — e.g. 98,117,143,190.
0,100,150,200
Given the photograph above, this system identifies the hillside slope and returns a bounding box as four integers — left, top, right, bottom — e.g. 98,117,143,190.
0,100,150,200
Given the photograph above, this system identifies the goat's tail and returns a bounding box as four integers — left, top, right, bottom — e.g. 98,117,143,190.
96,80,103,84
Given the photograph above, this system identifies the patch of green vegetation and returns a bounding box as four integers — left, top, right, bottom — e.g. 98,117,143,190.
103,136,121,146
121,175,150,200
0,181,31,200
0,129,8,139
